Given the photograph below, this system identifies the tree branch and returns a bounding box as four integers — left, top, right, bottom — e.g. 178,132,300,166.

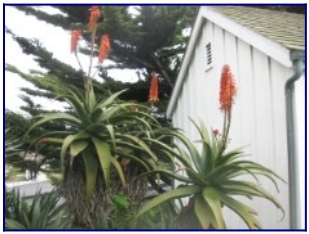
112,43,156,70
151,54,174,88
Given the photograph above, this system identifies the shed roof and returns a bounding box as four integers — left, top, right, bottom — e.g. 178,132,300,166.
166,6,305,118
210,6,304,51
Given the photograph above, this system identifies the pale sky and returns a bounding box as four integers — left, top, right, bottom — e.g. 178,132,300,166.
5,6,139,115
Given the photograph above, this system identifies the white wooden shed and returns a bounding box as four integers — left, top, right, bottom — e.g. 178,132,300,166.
166,6,305,229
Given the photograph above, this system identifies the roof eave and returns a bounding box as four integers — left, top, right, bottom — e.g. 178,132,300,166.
166,7,205,119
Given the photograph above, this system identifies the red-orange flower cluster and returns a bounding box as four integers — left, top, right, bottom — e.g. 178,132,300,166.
149,72,159,103
88,6,101,32
70,30,81,53
98,34,111,64
219,65,237,112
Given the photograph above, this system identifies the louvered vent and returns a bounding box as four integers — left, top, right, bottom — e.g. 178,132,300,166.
206,43,212,65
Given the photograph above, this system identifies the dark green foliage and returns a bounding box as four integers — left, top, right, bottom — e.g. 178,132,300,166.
5,111,29,170
133,201,179,229
5,109,31,140
108,193,131,229
5,127,22,159
5,189,70,229
6,6,198,118
5,107,63,174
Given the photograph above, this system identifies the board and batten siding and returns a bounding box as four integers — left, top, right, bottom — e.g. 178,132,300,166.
171,20,293,229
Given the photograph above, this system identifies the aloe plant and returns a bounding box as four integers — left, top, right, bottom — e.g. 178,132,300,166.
5,189,69,229
135,65,285,229
135,120,285,229
25,79,175,227
22,6,180,228
28,84,164,196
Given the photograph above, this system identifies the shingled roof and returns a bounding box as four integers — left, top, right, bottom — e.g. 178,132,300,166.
210,6,305,51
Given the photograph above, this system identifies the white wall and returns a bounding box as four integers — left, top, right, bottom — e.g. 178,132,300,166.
171,20,293,229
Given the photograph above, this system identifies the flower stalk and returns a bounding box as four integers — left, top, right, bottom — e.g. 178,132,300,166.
219,65,237,153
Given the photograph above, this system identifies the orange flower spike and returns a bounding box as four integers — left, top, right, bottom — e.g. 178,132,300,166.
88,6,101,32
149,72,159,103
70,30,81,53
98,34,111,64
219,65,237,112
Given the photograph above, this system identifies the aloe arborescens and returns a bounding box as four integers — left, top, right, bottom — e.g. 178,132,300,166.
27,6,172,228
135,65,285,229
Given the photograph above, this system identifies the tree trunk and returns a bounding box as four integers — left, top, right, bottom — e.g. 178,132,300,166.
62,158,148,229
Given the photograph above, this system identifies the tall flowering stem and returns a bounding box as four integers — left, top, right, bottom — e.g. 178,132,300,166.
87,6,101,92
70,30,85,84
70,6,112,95
219,65,237,152
149,72,159,103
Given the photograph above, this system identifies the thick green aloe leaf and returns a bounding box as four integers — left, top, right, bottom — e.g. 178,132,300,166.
82,153,98,198
70,140,89,167
206,164,259,182
136,185,202,218
70,140,89,157
86,87,97,111
217,191,261,229
37,137,64,144
199,140,214,174
92,137,111,188
27,113,81,134
30,131,70,146
90,107,104,123
172,131,203,173
100,103,135,122
5,219,27,229
105,124,115,149
217,147,245,164
185,167,209,186
135,169,193,184
189,118,211,145
29,197,41,228
119,135,158,162
202,187,226,229
110,157,126,187
61,132,90,172
97,89,127,108
220,180,284,219
61,93,88,122
114,151,151,172
235,160,286,183
194,195,211,229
